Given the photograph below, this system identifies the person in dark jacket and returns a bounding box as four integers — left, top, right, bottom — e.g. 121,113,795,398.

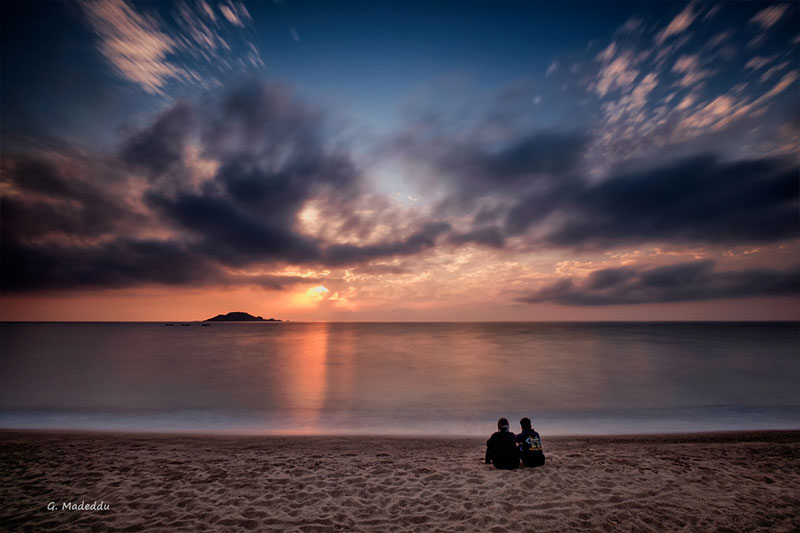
515,417,545,467
485,417,519,470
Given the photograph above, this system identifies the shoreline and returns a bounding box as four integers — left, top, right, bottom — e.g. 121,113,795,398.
2,429,798,531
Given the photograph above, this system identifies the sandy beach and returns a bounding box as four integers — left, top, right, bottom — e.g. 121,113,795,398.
1,430,798,532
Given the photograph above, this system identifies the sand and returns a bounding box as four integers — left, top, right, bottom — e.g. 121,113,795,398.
1,430,798,532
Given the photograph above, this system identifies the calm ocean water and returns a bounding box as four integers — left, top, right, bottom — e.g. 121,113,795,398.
0,322,797,436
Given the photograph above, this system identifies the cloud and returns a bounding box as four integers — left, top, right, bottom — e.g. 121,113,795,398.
399,128,588,220
672,54,713,88
82,0,182,94
0,81,469,292
1,232,315,292
148,192,323,265
705,30,733,49
2,236,212,292
175,2,229,54
121,102,197,177
199,0,217,23
395,86,797,253
507,154,798,248
219,2,243,26
745,55,777,70
675,70,797,137
323,221,452,265
703,4,722,21
760,61,790,83
518,260,800,305
451,131,587,182
675,93,695,110
574,4,799,169
392,64,797,253
750,5,789,30
620,17,644,34
82,0,262,94
0,82,338,291
593,48,641,97
1,155,140,243
447,226,506,248
236,2,252,22
655,3,696,45
139,82,360,267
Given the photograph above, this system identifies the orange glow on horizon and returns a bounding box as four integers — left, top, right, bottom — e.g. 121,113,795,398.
1,240,798,323
1,287,799,322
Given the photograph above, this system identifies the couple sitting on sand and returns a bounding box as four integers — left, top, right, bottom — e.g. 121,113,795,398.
485,417,545,470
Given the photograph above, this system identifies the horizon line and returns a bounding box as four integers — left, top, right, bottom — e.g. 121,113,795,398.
2,319,798,324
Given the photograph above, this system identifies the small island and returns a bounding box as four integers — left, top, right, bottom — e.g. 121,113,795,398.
205,312,282,322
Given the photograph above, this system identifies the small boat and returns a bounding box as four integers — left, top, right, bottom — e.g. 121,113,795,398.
180,323,191,326
201,323,210,327
164,323,174,326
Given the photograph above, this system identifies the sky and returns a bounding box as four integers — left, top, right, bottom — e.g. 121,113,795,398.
0,0,798,321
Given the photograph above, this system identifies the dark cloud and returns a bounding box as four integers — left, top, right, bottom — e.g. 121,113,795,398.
121,102,196,178
393,82,797,250
147,192,322,265
2,236,216,292
392,123,590,244
1,234,314,293
400,128,587,215
400,107,797,249
0,153,163,292
144,82,443,269
440,131,587,188
518,260,800,305
0,154,143,245
443,152,797,249
534,155,799,247
202,83,324,165
1,82,348,291
1,81,456,292
324,221,451,265
2,73,798,297
447,226,506,248
143,82,370,268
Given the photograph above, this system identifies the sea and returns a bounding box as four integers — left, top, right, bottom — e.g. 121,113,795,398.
1,322,797,437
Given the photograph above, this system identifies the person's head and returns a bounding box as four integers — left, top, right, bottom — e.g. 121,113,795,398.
520,417,532,430
497,417,510,431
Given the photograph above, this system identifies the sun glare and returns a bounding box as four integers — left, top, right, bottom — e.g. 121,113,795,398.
306,285,330,301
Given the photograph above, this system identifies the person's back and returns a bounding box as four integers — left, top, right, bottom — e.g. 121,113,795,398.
485,418,519,470
515,417,545,468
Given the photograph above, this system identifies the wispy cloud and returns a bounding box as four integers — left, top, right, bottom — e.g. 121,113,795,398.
570,2,799,169
592,46,641,97
745,55,777,70
747,4,791,49
750,4,789,30
705,30,733,49
760,61,790,83
199,0,217,23
219,1,244,26
703,4,722,21
82,0,263,95
655,3,695,45
672,54,714,88
82,0,182,94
